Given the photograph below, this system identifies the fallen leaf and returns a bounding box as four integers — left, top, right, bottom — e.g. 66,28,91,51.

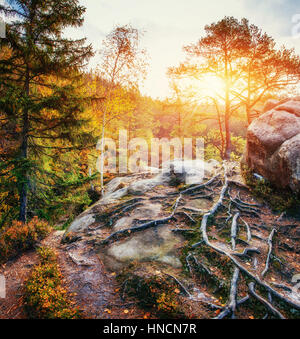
104,309,111,314
249,315,254,319
174,288,180,294
124,310,129,314
215,309,221,316
111,272,116,276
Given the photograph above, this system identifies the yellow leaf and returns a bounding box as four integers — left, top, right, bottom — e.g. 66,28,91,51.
124,310,129,314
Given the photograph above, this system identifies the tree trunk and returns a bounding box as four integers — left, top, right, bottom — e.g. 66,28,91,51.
224,52,231,160
100,86,112,196
224,108,231,159
246,105,252,126
100,111,106,196
246,68,252,126
213,99,225,159
19,68,29,223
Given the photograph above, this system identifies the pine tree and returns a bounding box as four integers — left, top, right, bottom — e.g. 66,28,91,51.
0,0,94,222
171,17,250,159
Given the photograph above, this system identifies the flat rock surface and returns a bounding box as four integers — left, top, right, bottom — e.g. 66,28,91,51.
1,161,300,319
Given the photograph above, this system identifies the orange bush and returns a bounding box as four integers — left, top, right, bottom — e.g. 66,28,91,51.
24,247,80,319
0,217,51,263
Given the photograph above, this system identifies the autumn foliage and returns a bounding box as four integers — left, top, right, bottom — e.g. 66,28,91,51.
0,217,51,263
24,247,80,319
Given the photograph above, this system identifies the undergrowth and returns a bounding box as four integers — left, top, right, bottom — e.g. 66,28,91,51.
118,265,183,318
24,247,81,319
241,164,300,214
0,217,51,263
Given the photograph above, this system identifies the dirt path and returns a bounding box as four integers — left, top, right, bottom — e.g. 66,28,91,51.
0,165,299,319
42,231,148,319
0,231,149,319
0,249,38,319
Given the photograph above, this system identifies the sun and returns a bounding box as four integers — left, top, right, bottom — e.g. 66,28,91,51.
172,75,225,102
189,75,225,99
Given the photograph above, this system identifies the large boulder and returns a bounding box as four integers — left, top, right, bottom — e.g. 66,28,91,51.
245,97,300,192
64,159,220,238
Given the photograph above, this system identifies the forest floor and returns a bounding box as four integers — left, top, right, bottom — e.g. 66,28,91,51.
0,163,300,319
0,230,151,319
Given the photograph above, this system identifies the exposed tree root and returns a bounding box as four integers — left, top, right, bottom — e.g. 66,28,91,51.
96,198,144,225
180,174,221,195
181,212,197,224
261,228,276,278
98,162,299,318
163,272,191,297
99,196,182,246
196,204,300,311
99,215,176,246
233,247,261,258
214,295,250,319
231,213,240,251
248,282,285,319
186,253,212,276
235,191,262,208
228,267,240,316
189,164,300,318
240,217,252,242
183,206,203,213
214,267,240,319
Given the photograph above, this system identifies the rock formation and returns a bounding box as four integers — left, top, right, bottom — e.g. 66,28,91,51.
58,160,300,318
245,97,300,193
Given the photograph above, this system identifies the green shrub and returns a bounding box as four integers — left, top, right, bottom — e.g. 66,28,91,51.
24,247,80,319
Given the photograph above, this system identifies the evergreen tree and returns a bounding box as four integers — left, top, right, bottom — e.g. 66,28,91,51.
0,0,94,222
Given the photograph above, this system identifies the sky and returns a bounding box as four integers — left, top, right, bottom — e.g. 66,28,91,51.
65,0,300,99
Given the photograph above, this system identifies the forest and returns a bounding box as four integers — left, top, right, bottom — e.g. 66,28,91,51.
0,0,300,321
